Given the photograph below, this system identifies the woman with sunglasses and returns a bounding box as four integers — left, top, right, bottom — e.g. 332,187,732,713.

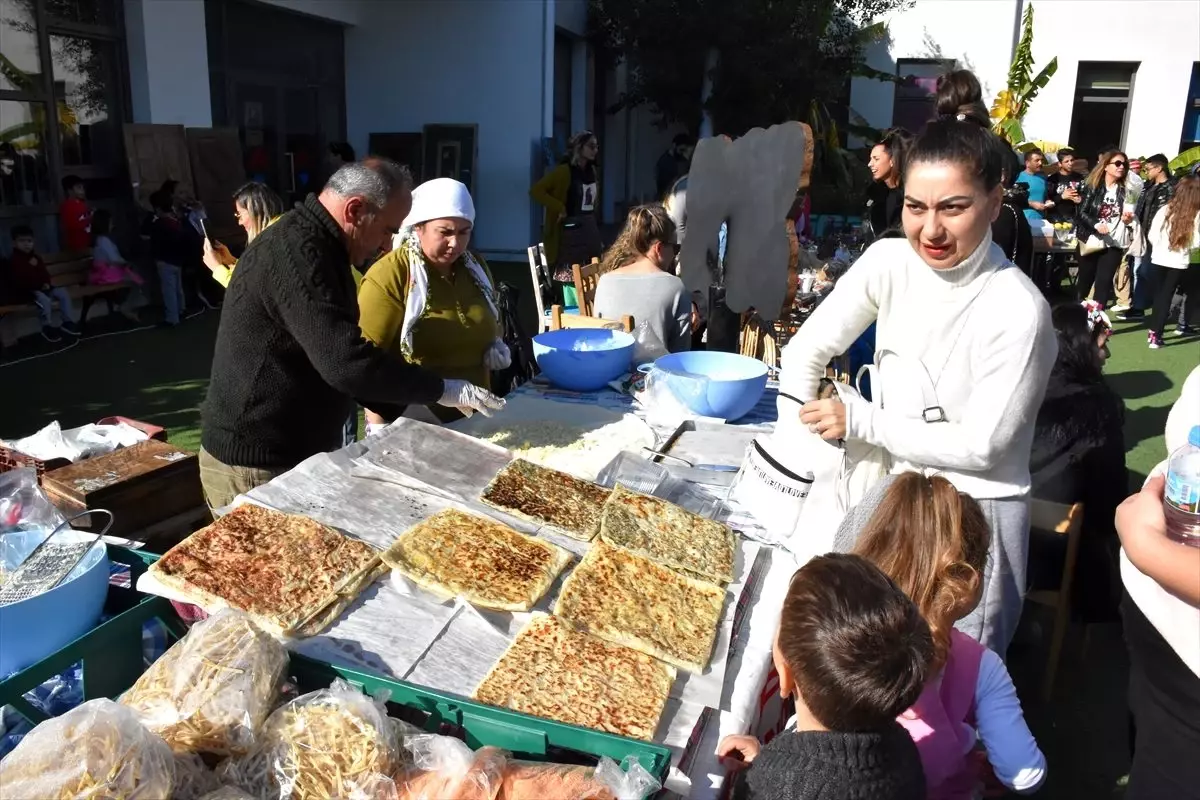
1075,151,1134,306
592,204,692,353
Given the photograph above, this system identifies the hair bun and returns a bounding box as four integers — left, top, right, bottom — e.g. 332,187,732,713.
933,70,990,128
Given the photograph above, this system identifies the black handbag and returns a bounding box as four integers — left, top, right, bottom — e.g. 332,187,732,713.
490,281,538,396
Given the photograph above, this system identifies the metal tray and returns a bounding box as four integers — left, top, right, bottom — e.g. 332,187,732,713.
642,420,769,487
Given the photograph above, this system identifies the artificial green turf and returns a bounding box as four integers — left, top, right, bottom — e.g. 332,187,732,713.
1103,317,1200,487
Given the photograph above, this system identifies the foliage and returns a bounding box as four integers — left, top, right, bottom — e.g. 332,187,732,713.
590,0,911,137
1169,147,1200,177
0,0,105,148
590,0,906,206
990,3,1057,145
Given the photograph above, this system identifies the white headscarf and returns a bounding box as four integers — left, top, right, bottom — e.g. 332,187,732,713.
391,179,499,356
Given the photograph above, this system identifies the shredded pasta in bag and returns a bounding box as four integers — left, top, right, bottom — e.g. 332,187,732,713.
220,679,401,800
120,610,288,757
0,698,175,800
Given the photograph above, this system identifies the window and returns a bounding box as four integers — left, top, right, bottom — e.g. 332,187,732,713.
0,0,127,225
1067,62,1138,165
1181,62,1200,153
43,0,118,26
0,101,52,206
893,59,953,133
51,34,120,172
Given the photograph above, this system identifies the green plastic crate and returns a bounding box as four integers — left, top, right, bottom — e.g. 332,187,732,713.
0,547,674,782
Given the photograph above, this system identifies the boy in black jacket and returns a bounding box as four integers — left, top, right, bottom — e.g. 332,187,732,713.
719,554,932,800
148,189,201,325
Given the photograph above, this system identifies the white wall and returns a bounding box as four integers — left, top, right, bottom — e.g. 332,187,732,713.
123,0,212,126
850,0,1200,157
343,0,548,257
1020,0,1200,158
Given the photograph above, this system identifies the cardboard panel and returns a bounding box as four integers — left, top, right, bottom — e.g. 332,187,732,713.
187,127,247,243
123,124,194,210
679,123,813,321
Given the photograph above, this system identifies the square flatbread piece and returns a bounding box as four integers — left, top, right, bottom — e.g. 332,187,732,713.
473,614,674,741
150,504,380,636
555,539,725,673
481,459,610,541
600,484,735,584
382,509,571,611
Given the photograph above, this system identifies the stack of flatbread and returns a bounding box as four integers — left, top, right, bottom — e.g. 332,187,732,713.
382,509,571,611
473,614,674,741
555,539,724,673
599,484,736,585
480,459,610,541
148,504,386,638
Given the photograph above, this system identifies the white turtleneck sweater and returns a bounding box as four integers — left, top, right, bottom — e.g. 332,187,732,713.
779,236,1056,499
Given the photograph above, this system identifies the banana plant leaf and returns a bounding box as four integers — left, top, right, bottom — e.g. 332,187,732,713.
1170,147,1200,175
0,121,41,143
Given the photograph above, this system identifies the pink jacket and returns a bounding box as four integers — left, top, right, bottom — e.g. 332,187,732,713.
897,629,985,799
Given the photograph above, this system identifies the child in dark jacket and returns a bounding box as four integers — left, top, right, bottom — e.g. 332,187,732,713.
148,189,199,326
719,553,932,800
7,224,80,342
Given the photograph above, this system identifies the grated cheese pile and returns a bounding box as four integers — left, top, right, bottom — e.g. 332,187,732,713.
481,423,596,464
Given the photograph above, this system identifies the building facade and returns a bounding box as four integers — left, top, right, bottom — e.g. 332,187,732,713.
1,0,683,260
851,0,1200,162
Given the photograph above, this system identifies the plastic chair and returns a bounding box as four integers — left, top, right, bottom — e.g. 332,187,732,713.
1025,499,1085,702
549,305,632,333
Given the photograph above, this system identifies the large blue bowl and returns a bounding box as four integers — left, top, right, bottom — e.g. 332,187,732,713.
653,351,769,420
533,328,636,392
0,530,109,676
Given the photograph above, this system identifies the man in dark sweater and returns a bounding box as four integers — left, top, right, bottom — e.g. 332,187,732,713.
719,554,931,800
199,158,503,509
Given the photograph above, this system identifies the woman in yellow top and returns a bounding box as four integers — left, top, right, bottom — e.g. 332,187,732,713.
530,131,601,306
201,182,285,287
358,178,510,429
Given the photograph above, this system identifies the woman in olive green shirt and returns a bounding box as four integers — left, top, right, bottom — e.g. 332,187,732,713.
359,178,510,427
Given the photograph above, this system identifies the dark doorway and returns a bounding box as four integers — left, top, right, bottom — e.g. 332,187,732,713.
1068,62,1138,163
205,0,345,204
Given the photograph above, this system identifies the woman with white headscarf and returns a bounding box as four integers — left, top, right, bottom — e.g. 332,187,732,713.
358,178,510,427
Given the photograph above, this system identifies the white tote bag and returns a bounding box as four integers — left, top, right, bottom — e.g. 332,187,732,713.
729,393,817,545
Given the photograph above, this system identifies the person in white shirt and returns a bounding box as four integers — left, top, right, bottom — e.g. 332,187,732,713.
779,70,1056,655
1145,176,1200,348
1117,365,1200,799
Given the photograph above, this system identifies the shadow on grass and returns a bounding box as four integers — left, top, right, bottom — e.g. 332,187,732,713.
1123,402,1173,457
1,314,218,452
1106,370,1174,401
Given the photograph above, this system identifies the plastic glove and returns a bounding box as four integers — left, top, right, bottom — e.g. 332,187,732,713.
365,421,388,437
483,338,512,371
438,380,506,417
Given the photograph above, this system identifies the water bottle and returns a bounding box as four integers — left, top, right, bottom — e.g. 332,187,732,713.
1164,425,1200,547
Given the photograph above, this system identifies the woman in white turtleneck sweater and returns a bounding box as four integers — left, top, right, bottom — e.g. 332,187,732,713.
781,70,1056,655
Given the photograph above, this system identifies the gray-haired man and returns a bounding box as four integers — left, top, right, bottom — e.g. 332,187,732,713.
199,158,503,510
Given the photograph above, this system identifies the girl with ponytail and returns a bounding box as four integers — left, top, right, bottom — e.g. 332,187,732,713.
851,472,1047,799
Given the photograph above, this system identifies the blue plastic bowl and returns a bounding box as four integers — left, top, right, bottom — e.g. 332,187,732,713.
653,351,769,420
0,530,109,676
533,328,636,391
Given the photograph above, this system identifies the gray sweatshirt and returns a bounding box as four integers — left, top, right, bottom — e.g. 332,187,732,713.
593,271,693,353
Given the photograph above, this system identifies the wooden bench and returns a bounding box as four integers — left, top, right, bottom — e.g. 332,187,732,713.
0,250,135,336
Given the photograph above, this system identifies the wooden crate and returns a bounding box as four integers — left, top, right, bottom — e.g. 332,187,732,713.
41,440,203,538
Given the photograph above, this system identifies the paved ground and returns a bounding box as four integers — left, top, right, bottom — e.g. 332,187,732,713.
1,280,1196,797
